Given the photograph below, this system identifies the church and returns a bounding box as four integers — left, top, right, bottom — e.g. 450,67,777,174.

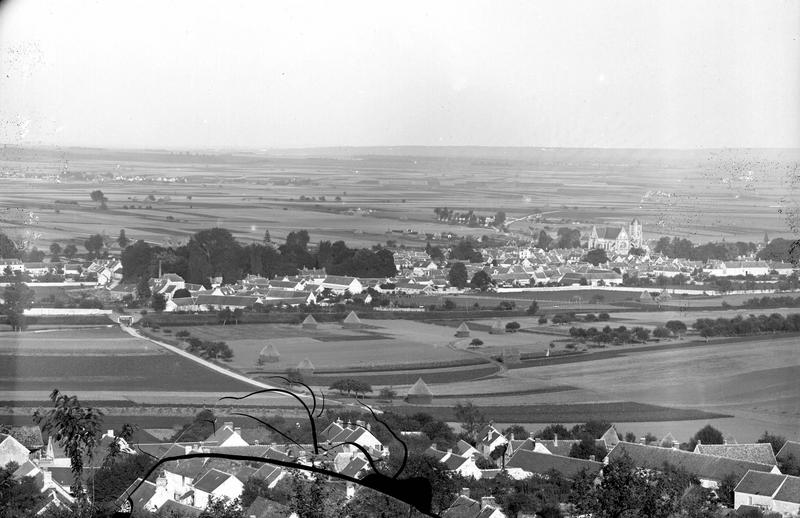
587,219,643,254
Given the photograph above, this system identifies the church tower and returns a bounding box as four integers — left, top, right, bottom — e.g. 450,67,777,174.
629,218,642,248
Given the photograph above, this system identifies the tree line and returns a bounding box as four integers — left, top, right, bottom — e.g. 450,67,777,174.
692,312,800,339
121,228,396,286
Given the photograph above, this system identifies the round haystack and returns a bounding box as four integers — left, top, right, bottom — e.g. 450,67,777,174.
297,357,315,376
405,377,433,405
455,321,471,338
639,290,655,303
259,343,280,363
301,314,318,330
342,311,363,329
656,289,672,301
489,318,505,335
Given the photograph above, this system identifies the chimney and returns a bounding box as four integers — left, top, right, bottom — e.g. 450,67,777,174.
234,427,242,436
639,437,646,445
697,439,702,446
529,431,535,439
42,470,53,488
223,421,234,430
510,433,515,441
481,496,497,509
107,429,114,438
431,443,437,451
461,488,471,498
184,445,192,455
672,441,679,450
366,423,371,432
589,455,596,461
356,420,365,428
447,448,453,454
554,434,558,447
723,438,727,445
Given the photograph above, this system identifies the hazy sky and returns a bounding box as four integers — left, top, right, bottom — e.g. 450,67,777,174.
1,0,798,149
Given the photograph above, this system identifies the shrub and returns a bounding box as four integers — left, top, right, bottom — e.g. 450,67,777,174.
653,326,671,338
176,330,190,338
598,312,610,321
443,299,457,310
469,338,484,348
505,321,520,332
584,313,597,322
538,316,548,324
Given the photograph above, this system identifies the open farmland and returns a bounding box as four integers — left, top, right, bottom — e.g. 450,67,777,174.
403,334,800,439
0,326,255,393
1,146,797,252
171,319,486,371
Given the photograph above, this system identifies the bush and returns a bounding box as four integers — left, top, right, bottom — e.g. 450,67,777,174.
176,330,190,338
653,326,671,338
526,300,539,315
469,338,484,347
538,316,548,324
584,313,597,322
598,312,610,321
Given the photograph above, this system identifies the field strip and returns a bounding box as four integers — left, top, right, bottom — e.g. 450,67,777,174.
119,325,302,396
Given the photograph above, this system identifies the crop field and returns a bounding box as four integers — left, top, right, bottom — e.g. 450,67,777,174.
1,147,796,253
172,320,482,371
0,326,254,393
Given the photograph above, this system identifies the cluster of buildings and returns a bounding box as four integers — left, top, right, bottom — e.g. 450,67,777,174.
0,417,387,517
2,418,799,517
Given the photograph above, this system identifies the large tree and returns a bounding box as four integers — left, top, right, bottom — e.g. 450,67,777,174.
448,262,468,289
470,270,494,291
84,233,106,256
33,390,104,500
454,401,485,442
1,282,34,331
89,189,107,210
584,248,609,266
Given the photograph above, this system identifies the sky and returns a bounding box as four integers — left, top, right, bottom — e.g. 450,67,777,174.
0,0,798,150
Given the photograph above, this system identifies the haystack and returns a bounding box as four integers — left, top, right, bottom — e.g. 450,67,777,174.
259,343,280,363
489,319,505,335
639,290,655,303
455,322,471,338
297,358,315,376
301,314,318,330
342,311,364,329
405,378,433,405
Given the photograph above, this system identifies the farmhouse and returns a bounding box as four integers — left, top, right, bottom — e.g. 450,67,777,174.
191,468,244,510
506,450,603,481
476,423,507,457
317,275,364,295
442,491,507,518
704,260,771,277
734,470,800,515
0,432,31,467
425,446,482,479
607,441,780,488
694,443,777,467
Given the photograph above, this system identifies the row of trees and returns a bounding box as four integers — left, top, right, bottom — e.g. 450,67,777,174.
693,312,800,339
569,325,651,345
121,228,397,286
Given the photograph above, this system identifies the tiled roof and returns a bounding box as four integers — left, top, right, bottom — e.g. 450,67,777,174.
775,475,800,504
159,500,201,517
442,495,481,518
734,470,786,496
506,450,602,479
193,468,231,493
777,441,800,463
609,442,775,482
695,443,777,466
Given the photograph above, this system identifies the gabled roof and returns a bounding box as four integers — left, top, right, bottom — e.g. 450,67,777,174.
608,442,775,482
506,450,602,479
121,478,156,510
442,495,481,518
734,470,786,496
775,475,800,503
193,468,233,493
777,441,800,463
245,496,290,518
695,443,777,466
159,500,202,517
339,456,369,478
